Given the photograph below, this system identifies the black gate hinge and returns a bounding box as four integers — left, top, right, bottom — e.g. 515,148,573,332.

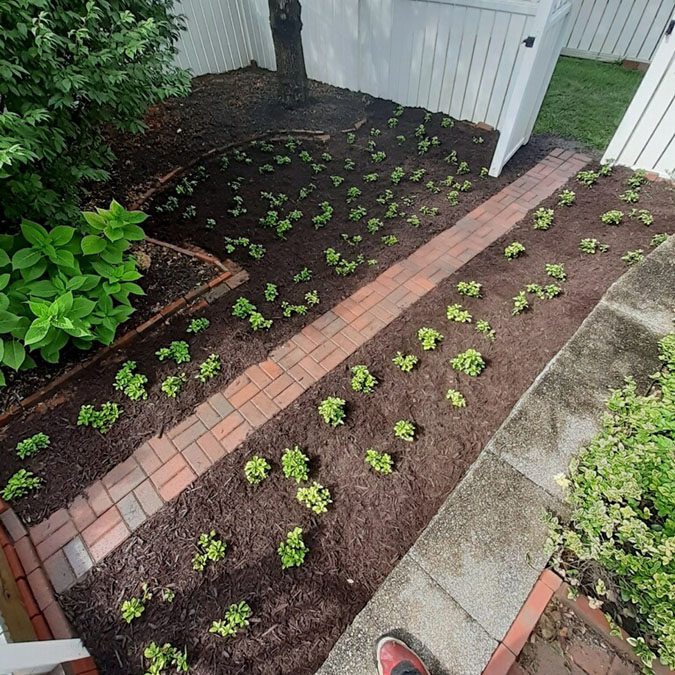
523,36,535,47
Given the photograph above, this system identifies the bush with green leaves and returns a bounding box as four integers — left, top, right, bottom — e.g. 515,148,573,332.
278,527,308,569
533,207,554,231
365,449,393,475
160,373,186,398
512,291,529,315
394,420,416,442
446,304,472,323
282,446,310,483
16,432,50,460
651,233,669,247
114,360,148,401
232,296,256,319
546,334,675,671
187,317,210,335
601,209,624,225
446,389,466,407
545,263,566,282
196,354,221,383
621,249,644,266
579,238,608,254
417,327,443,351
1,469,42,502
392,352,418,372
210,601,251,638
456,280,482,298
629,208,654,226
155,340,190,364
475,320,495,341
576,170,599,187
0,202,148,386
351,365,378,394
121,583,152,624
626,169,647,189
0,1,189,228
297,481,332,514
77,402,121,434
557,190,576,206
318,396,346,427
192,531,227,572
143,642,189,675
244,455,270,485
504,242,526,260
293,267,312,283
450,349,485,377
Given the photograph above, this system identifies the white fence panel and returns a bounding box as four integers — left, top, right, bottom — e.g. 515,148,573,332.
562,0,675,63
603,8,675,178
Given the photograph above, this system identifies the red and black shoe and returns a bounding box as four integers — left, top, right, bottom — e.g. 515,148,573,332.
376,636,431,675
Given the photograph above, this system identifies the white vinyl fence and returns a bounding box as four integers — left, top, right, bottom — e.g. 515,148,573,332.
562,0,675,63
603,7,675,178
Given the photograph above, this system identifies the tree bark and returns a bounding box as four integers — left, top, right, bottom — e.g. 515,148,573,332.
268,0,308,107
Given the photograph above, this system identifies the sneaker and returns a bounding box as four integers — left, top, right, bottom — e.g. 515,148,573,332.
376,636,430,675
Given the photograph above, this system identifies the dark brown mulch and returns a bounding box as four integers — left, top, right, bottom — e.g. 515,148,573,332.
0,86,552,523
0,242,215,411
61,169,674,675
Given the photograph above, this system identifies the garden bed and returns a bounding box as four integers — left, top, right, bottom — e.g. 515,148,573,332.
60,167,673,674
1,101,537,523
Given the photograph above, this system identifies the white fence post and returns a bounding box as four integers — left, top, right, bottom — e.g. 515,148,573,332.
0,639,90,674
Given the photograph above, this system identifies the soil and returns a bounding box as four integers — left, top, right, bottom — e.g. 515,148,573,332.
0,70,558,523
61,168,673,674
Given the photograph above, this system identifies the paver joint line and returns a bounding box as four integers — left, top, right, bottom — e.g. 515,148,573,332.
21,150,587,586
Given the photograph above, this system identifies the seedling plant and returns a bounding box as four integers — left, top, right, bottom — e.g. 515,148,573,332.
1,470,42,501
351,365,378,394
392,352,418,372
114,361,148,401
451,349,485,376
504,242,525,260
297,481,332,514
282,446,309,483
78,402,121,434
456,280,482,298
446,304,472,323
365,449,393,475
446,389,466,407
210,602,251,638
196,354,221,383
187,317,210,335
417,327,443,350
278,527,308,569
16,432,50,460
318,396,346,427
394,420,416,442
192,531,227,572
161,373,186,398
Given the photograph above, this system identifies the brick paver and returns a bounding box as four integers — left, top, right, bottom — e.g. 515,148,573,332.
18,149,589,593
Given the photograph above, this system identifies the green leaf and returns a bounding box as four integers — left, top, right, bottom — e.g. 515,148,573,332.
0,273,9,291
70,296,96,319
123,224,146,240
49,249,76,269
0,369,5,387
0,249,10,268
28,300,50,318
81,235,107,255
50,226,76,246
3,340,26,370
12,247,43,270
20,220,49,247
20,259,47,282
52,291,74,314
0,310,21,334
82,211,107,232
24,318,51,345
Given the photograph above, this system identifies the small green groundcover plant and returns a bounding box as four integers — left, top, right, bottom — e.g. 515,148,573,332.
1,469,42,502
192,531,227,572
144,642,189,675
156,340,190,364
446,304,472,323
318,396,346,427
417,327,443,351
546,333,675,672
210,601,251,638
445,389,466,408
456,280,482,298
351,365,378,394
114,361,148,401
451,349,485,377
196,354,221,383
16,432,50,460
161,373,186,398
365,449,393,475
278,527,308,569
282,446,310,483
121,582,152,624
392,352,418,372
504,242,526,260
244,455,270,485
393,419,416,442
297,481,332,514
579,238,609,254
187,317,210,335
77,402,121,434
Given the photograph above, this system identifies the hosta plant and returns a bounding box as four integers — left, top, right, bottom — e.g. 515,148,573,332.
161,374,186,398
390,167,405,185
545,263,566,282
512,291,529,316
196,354,222,383
156,341,190,365
417,327,443,351
365,449,393,475
187,317,210,335
504,242,526,260
576,170,599,187
620,189,640,203
446,190,459,206
77,402,121,434
244,455,270,485
192,531,227,572
297,481,332,514
278,527,308,569
293,267,312,283
557,190,576,206
475,320,495,341
1,470,42,502
121,583,152,624
210,602,251,638
264,283,278,302
651,233,669,247
601,210,623,225
318,396,346,427
629,209,654,226
626,169,647,189
445,389,466,408
143,642,188,674
114,361,148,401
451,349,485,376
351,365,378,394
381,235,398,247
621,249,644,266
579,238,608,254
533,208,554,231
392,352,418,372
456,280,482,298
394,420,416,442
16,432,50,460
446,304,472,323
282,446,310,483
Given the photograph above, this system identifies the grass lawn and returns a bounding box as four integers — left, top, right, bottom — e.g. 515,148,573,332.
534,56,644,152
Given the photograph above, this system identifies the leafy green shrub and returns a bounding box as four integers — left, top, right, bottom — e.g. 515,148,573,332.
557,190,576,206
417,327,443,351
318,397,346,427
187,317,210,335
392,352,418,372
547,334,675,671
264,283,279,302
475,320,495,341
1,469,42,501
629,208,654,226
16,432,50,460
365,449,393,475
621,249,644,266
626,169,647,189
533,207,554,231
446,190,459,206
196,354,221,383
293,267,312,283
210,602,251,638
297,481,332,514
504,242,526,260
160,373,186,398
450,349,485,376
446,389,466,407
0,2,189,227
381,235,398,247
545,263,566,282
244,455,270,485
576,170,599,187
143,642,188,674
456,281,482,298
282,446,310,483
651,233,669,247
446,304,472,323
620,189,640,203
278,527,308,569
394,420,416,442
155,340,190,364
390,167,405,185
579,238,608,254
601,210,624,225
114,361,148,401
77,402,121,433
512,291,529,315
351,365,378,394
192,531,227,572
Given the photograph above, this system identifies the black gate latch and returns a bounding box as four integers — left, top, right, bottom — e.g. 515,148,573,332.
523,36,535,47
666,19,674,36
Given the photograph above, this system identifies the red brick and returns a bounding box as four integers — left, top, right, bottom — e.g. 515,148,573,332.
252,390,281,418
539,568,563,592
31,613,53,640
133,480,164,517
172,420,207,451
15,536,40,574
68,496,96,532
276,345,306,369
88,519,129,562
287,362,318,387
228,381,260,408
157,467,195,502
84,481,113,516
264,372,295,399
273,382,304,409
212,411,247,441
220,420,252,453
239,399,269,427
44,600,74,639
292,331,323,353
43,550,76,593
68,657,99,675
197,431,226,463
30,509,70,545
17,578,41,617
298,355,327,378
245,364,273,388
3,541,25,579
503,580,554,655
150,454,189,490
223,373,253,398
208,391,234,417
160,297,186,318
195,401,221,429
103,462,145,503
133,443,162,475
27,567,54,611
36,521,77,561
319,346,348,371
148,435,178,462
483,644,516,675
568,643,613,675
81,507,123,548
183,442,212,475
331,332,361,355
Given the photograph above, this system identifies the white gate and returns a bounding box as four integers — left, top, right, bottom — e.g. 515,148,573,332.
603,9,675,178
489,0,573,176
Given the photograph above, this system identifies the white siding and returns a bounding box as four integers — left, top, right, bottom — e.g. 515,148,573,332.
562,0,675,63
603,9,675,178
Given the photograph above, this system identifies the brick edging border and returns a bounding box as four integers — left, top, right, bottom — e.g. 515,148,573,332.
0,504,99,675
482,570,674,675
0,262,249,428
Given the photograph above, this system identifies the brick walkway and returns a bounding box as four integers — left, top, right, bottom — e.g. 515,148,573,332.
2,149,589,638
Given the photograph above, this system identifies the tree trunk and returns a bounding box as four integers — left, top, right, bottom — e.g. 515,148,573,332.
268,0,308,107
